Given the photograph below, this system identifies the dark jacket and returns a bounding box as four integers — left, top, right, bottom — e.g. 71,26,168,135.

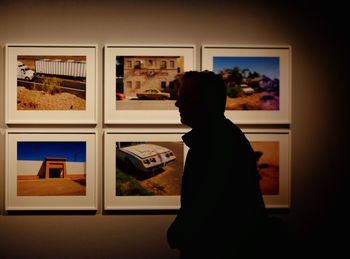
167,117,267,256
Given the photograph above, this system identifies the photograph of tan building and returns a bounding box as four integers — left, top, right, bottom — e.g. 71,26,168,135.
115,56,184,110
17,141,87,196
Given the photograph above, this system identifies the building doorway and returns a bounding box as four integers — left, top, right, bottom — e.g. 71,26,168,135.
45,157,67,179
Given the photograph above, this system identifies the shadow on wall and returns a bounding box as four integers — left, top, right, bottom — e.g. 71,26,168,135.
37,161,46,178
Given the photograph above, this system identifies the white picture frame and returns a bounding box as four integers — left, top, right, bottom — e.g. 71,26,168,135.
202,45,291,124
243,129,291,208
5,44,98,124
104,44,196,124
104,128,189,210
5,129,98,210
104,128,290,210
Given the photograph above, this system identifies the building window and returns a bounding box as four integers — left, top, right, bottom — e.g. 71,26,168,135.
126,60,132,68
126,81,132,88
135,81,141,89
160,60,167,69
147,59,154,67
134,60,141,69
169,60,175,68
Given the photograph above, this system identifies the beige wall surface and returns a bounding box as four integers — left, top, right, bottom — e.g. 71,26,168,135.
1,0,348,258
17,161,85,176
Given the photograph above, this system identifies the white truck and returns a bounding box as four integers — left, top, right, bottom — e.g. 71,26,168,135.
35,59,86,79
17,61,35,81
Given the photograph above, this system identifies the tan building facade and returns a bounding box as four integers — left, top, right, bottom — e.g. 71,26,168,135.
17,158,86,180
122,56,184,97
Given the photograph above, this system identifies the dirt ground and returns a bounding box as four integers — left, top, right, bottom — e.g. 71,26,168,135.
259,167,279,195
17,86,86,110
226,92,279,110
251,141,280,195
141,163,183,195
17,178,86,196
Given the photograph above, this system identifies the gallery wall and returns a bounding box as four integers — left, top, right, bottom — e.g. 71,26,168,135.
1,0,348,258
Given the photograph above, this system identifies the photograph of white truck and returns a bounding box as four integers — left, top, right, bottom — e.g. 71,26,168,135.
17,56,86,79
34,59,86,80
17,55,87,110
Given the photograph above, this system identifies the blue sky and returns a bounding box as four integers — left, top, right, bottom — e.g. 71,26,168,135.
213,56,280,80
17,142,86,162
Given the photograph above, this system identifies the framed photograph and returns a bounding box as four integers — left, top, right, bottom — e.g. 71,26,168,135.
5,129,97,210
5,44,97,124
104,44,196,124
104,128,290,210
243,129,291,208
202,45,291,124
104,128,189,210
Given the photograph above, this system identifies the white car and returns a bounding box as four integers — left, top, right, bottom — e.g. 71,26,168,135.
116,143,176,173
240,84,255,95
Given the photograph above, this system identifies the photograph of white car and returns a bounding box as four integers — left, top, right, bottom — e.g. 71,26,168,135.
116,143,176,173
240,84,255,95
115,141,183,196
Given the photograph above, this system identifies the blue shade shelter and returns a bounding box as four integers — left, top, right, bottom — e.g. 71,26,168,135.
17,142,86,162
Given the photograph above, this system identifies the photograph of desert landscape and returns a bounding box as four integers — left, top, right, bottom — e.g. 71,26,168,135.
17,55,87,110
17,141,87,196
214,56,280,110
115,141,184,196
251,141,279,195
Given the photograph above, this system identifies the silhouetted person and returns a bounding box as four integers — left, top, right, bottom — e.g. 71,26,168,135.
167,71,269,258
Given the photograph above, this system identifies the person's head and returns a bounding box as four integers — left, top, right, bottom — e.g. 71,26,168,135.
174,70,227,127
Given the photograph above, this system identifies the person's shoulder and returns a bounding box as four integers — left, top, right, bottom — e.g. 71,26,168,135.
222,118,244,135
222,119,252,146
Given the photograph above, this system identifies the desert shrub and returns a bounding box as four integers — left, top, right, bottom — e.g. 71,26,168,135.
227,86,241,98
42,77,62,95
115,168,154,196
